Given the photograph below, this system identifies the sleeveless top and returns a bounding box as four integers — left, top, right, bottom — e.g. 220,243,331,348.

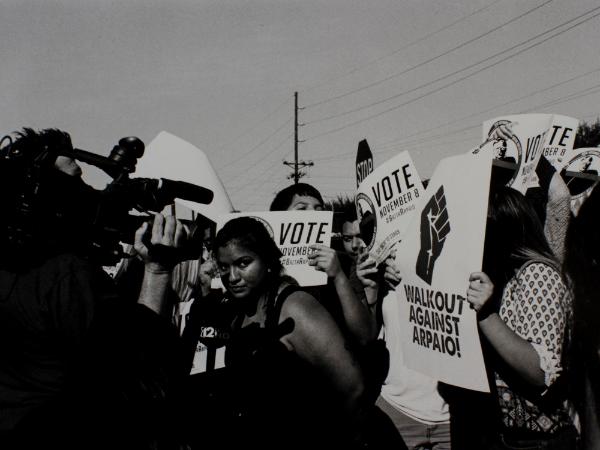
179,283,347,449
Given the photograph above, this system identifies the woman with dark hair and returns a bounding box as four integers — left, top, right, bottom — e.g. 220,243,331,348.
564,186,600,449
179,216,404,449
465,186,578,449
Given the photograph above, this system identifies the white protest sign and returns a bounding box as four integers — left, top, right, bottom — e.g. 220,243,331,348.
356,151,423,265
482,114,553,194
395,151,492,392
216,211,333,287
561,147,600,216
542,115,579,170
135,131,234,221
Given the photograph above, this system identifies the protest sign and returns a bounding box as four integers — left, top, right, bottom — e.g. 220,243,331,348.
216,211,333,287
542,115,579,170
135,131,234,220
395,151,492,392
561,147,600,216
482,114,553,194
356,151,423,265
356,139,374,188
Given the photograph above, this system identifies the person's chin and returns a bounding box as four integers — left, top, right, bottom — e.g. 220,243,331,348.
228,287,248,298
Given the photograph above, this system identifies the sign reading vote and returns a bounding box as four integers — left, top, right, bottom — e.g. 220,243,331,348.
481,114,554,194
216,211,333,286
356,151,423,265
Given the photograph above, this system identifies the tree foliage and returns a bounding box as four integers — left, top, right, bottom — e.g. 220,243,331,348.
574,117,600,149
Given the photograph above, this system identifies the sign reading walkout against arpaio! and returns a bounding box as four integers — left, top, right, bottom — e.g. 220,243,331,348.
356,139,374,188
561,147,600,216
356,151,423,265
395,151,492,392
136,131,235,221
481,114,553,194
216,211,333,287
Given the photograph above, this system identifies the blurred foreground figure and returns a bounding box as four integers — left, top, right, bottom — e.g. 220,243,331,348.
564,186,600,450
0,128,185,450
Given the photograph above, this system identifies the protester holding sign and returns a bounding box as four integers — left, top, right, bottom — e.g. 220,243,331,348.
179,216,404,449
356,249,451,450
465,186,577,449
270,183,376,346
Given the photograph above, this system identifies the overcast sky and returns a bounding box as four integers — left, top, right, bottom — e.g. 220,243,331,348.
2,0,599,210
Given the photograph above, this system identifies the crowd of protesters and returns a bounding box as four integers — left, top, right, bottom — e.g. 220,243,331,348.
0,126,599,450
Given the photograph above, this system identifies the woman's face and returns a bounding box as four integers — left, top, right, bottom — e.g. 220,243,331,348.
216,241,269,299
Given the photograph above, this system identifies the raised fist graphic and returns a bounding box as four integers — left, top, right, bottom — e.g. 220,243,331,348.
416,186,450,284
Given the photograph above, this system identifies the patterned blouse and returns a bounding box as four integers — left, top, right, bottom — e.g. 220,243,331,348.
495,261,574,434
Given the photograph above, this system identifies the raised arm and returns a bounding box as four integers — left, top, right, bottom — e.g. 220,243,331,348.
467,271,548,388
135,214,187,316
308,244,376,344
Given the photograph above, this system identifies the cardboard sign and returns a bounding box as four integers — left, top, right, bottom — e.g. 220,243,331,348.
482,114,554,194
356,139,374,188
356,151,423,265
216,211,333,287
135,131,234,220
395,151,492,392
560,147,600,216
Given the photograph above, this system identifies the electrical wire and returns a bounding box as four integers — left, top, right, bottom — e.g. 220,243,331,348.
300,0,504,95
303,0,554,109
303,7,600,142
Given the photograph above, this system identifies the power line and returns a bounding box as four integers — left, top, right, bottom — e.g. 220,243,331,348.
214,97,291,153
219,117,292,173
306,5,599,126
226,132,293,191
378,85,600,155
310,81,600,165
303,7,600,142
303,0,554,109
373,67,600,150
300,0,503,95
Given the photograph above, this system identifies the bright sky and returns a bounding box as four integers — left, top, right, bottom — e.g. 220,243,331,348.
2,0,599,211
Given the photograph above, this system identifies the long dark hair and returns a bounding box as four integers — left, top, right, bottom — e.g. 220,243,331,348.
483,186,558,287
564,186,600,419
214,216,284,277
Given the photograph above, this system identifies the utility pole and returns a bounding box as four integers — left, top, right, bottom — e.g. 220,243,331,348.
284,91,312,183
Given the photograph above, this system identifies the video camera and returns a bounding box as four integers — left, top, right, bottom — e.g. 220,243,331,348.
0,130,214,266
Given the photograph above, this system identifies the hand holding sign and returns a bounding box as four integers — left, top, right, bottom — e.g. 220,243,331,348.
307,244,343,279
416,186,450,284
466,272,494,314
356,253,378,289
383,248,402,290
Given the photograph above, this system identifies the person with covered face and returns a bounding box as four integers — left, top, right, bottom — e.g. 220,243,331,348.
270,183,376,346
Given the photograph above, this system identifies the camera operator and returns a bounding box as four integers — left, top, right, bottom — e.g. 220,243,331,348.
0,129,186,449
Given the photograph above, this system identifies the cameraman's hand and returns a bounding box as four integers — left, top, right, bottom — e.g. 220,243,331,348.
134,214,187,273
